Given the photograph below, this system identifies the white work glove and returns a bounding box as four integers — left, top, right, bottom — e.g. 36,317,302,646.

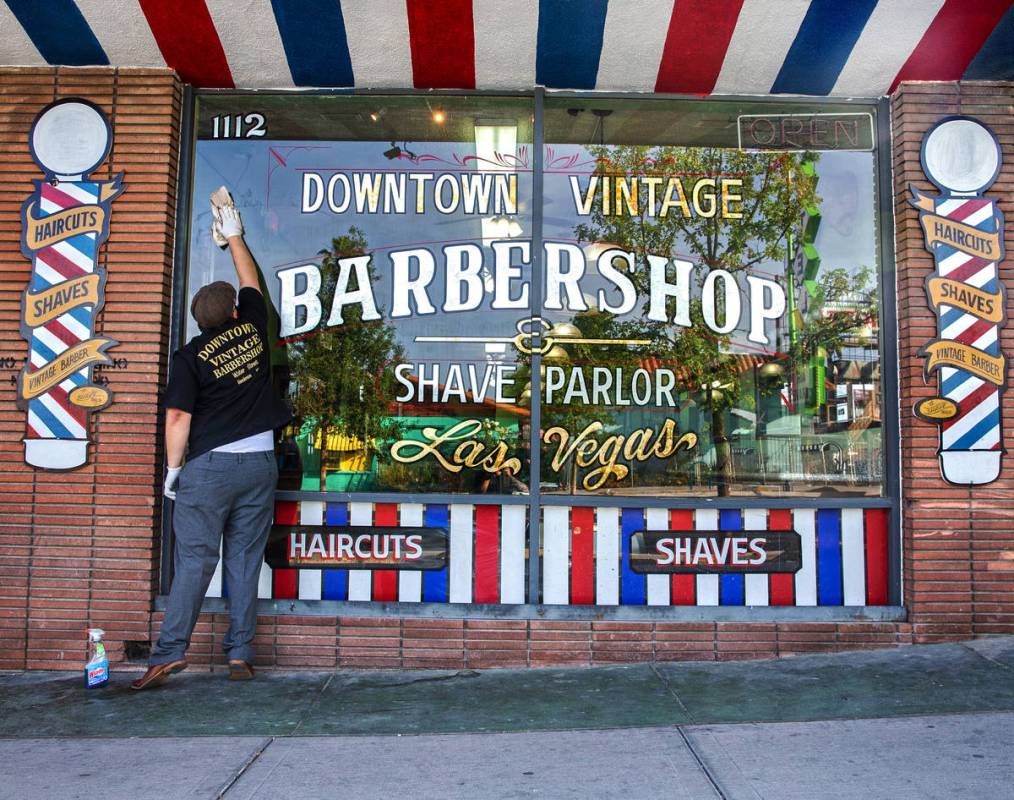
163,466,182,500
218,205,244,240
210,186,242,247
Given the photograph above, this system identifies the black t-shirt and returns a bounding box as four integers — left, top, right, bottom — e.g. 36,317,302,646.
164,287,292,459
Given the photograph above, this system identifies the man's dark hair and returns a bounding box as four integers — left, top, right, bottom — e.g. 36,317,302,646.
191,281,236,332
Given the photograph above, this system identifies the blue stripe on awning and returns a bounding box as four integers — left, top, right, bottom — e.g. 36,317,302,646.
771,0,878,95
536,0,608,89
4,0,108,66
718,509,744,606
423,504,449,602
270,0,354,87
620,508,646,605
323,502,348,600
816,509,843,605
964,5,1014,81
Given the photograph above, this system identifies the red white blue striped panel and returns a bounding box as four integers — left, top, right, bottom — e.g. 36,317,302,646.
538,506,891,607
206,501,529,604
1,1,1011,94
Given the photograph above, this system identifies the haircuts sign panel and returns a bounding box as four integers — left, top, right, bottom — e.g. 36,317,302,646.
16,99,123,470
911,116,1006,486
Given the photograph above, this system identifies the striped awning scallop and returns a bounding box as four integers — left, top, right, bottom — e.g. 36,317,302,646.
1,0,1011,95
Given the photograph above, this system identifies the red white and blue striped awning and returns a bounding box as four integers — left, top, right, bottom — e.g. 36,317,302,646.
1,1,1012,95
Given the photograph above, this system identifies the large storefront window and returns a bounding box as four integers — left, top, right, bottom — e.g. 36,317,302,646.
187,96,535,494
183,94,884,500
540,99,882,498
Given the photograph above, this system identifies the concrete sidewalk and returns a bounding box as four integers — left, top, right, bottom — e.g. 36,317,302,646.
1,637,1012,799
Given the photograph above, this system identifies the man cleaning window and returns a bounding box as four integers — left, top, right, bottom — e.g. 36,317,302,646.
133,193,291,690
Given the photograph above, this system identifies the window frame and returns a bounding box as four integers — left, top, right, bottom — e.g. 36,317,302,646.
163,87,899,605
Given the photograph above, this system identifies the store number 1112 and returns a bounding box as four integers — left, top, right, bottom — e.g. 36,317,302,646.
211,114,266,138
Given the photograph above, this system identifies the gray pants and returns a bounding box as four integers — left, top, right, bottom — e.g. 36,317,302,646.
152,450,277,666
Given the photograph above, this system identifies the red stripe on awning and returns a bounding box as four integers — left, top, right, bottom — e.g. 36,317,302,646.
890,0,1013,93
655,0,744,94
138,0,234,88
406,0,476,89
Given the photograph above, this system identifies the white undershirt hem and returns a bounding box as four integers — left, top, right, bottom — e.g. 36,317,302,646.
212,430,274,453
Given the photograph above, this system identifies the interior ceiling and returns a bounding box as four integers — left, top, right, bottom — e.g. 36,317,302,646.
0,1,1010,96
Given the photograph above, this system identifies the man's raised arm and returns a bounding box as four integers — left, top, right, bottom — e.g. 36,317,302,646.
219,206,259,292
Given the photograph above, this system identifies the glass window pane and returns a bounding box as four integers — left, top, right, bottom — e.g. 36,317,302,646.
540,98,882,497
187,95,534,494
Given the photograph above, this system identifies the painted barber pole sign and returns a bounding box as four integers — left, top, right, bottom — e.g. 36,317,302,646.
912,117,1006,485
16,99,124,470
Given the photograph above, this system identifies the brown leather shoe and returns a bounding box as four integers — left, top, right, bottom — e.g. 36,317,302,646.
228,659,255,681
131,659,187,691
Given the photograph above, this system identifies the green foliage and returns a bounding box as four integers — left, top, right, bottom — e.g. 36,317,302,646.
288,228,403,462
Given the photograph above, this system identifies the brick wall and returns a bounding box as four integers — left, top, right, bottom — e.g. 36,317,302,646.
0,68,182,670
892,81,1014,642
1,72,1011,674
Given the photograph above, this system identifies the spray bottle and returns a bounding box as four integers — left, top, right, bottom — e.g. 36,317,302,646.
85,628,108,688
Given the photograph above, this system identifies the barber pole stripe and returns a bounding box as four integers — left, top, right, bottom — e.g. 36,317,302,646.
269,0,353,88
137,0,233,87
864,508,890,605
670,510,696,605
695,510,720,606
542,506,569,605
4,0,107,65
473,0,537,89
449,503,474,603
595,0,673,92
347,502,373,600
372,503,399,601
817,509,844,605
535,0,608,89
768,509,795,605
397,503,424,602
298,500,324,599
841,508,866,606
500,505,527,604
406,0,475,89
272,500,298,599
423,504,449,602
713,0,810,95
718,509,745,605
655,0,743,94
772,0,878,95
570,506,595,605
473,504,500,603
743,509,769,606
964,4,1014,80
793,508,817,606
323,502,349,600
595,507,620,606
341,0,413,88
207,0,293,87
891,0,1014,92
831,0,946,96
644,508,670,606
620,508,647,605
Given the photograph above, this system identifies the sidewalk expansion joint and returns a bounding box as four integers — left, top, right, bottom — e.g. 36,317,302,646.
216,736,275,799
961,642,1014,673
649,663,697,724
